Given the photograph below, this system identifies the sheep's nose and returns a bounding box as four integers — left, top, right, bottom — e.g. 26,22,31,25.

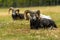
32,16,36,20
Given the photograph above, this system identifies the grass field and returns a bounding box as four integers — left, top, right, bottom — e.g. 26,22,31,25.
0,6,60,40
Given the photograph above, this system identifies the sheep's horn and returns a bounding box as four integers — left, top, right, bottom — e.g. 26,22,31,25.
36,10,40,19
15,9,20,13
8,7,14,14
24,10,31,20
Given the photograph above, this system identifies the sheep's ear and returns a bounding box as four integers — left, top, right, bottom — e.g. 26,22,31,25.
36,10,40,19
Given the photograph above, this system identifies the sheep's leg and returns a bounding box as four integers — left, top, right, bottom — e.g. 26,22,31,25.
52,23,57,29
51,21,57,29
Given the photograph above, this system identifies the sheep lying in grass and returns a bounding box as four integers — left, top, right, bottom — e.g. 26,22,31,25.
8,7,24,20
25,10,57,29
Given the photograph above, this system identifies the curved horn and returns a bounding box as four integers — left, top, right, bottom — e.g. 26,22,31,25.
8,7,14,14
15,9,20,13
36,10,40,19
24,10,31,20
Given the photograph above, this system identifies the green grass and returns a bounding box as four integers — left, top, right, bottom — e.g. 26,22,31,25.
0,6,60,40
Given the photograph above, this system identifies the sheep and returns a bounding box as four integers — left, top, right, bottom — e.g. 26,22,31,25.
8,7,24,20
26,10,57,29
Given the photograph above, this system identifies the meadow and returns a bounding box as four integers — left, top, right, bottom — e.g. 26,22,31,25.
0,6,60,40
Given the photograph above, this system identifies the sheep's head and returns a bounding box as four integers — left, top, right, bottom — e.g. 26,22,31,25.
8,7,20,14
30,10,40,20
24,10,40,20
